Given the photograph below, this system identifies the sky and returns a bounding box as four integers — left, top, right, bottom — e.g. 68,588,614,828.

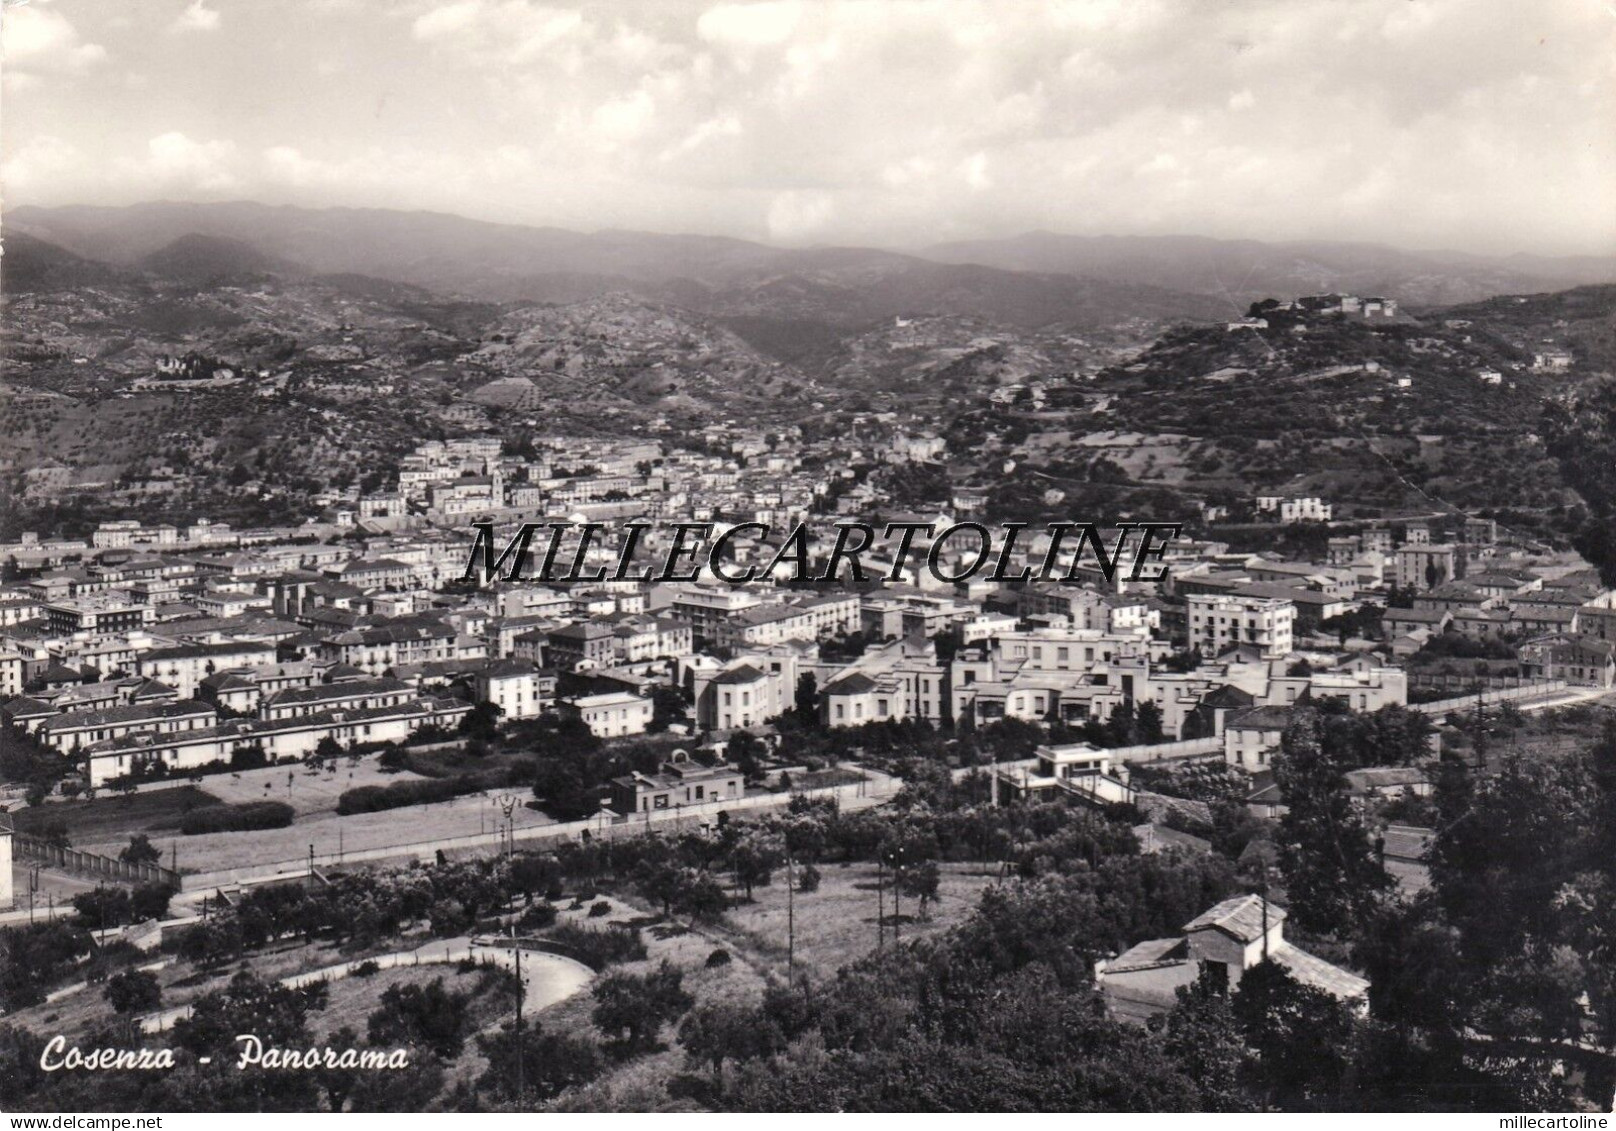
3,0,1613,255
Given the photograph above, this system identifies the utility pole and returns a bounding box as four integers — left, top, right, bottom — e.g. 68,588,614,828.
786,851,795,974
876,856,884,951
512,935,525,1110
499,794,517,859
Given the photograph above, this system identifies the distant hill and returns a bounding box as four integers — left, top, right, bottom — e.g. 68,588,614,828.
2,231,128,293
4,201,1231,332
920,232,1616,310
136,233,304,283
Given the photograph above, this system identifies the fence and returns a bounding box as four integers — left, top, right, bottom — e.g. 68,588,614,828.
13,833,181,889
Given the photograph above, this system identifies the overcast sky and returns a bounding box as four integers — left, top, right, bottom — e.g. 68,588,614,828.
4,0,1613,255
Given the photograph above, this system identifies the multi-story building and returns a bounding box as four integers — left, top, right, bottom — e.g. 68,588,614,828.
1389,546,1467,591
472,660,556,720
136,641,277,699
546,622,618,670
260,677,415,721
1187,595,1295,660
317,620,457,674
45,593,156,635
561,691,654,737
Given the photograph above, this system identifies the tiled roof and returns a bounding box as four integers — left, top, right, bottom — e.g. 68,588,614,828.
1271,943,1370,1000
1108,936,1188,972
1182,894,1286,943
822,672,880,695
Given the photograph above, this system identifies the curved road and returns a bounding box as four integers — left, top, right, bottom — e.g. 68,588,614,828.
139,935,592,1034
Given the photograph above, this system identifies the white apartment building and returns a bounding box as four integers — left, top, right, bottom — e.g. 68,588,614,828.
1188,595,1295,660
562,691,654,737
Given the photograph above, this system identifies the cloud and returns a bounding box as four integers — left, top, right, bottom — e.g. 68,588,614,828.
170,1,222,34
0,135,82,191
2,0,1611,256
412,0,587,66
766,189,834,242
3,3,108,83
697,1,802,50
118,132,240,193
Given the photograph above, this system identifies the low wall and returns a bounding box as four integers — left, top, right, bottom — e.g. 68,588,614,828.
14,834,180,889
1410,680,1568,718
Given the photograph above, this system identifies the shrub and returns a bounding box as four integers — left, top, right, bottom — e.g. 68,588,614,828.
705,948,732,968
796,864,821,894
104,969,162,1014
588,901,612,918
353,959,381,977
180,801,294,835
518,902,558,931
546,922,647,968
336,776,479,815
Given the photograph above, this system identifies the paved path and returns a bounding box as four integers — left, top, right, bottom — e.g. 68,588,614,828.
139,935,592,1034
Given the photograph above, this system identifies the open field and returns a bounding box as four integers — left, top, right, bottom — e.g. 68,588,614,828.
130,788,560,876
11,786,224,843
21,753,556,875
521,864,1002,1110
180,756,435,816
716,859,1000,977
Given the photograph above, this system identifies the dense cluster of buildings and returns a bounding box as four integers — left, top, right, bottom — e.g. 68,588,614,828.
3,427,1612,807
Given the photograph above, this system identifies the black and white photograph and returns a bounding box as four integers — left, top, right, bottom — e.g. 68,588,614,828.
1,0,1615,1117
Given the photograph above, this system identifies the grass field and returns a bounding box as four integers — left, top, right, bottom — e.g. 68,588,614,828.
716,859,999,977
24,753,558,875
523,861,1003,1111
167,755,434,817
11,786,224,843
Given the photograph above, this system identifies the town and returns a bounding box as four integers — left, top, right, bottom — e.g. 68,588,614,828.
3,286,1615,1110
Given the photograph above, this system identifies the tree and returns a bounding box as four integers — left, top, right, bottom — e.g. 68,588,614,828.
728,832,781,900
678,1001,785,1077
591,961,693,1055
1232,961,1359,1109
633,858,683,917
476,1021,603,1103
727,730,766,780
1134,700,1166,744
119,834,161,867
898,859,941,918
794,672,819,724
459,701,502,741
648,685,688,733
672,871,729,922
1163,972,1256,1112
1272,714,1390,935
367,977,473,1060
104,969,162,1015
72,886,133,929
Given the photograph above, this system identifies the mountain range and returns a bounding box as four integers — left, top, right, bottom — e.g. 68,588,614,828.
11,201,1613,330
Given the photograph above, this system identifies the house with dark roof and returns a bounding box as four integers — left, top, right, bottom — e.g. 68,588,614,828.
695,662,792,731
1381,606,1452,639
1096,894,1369,1023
